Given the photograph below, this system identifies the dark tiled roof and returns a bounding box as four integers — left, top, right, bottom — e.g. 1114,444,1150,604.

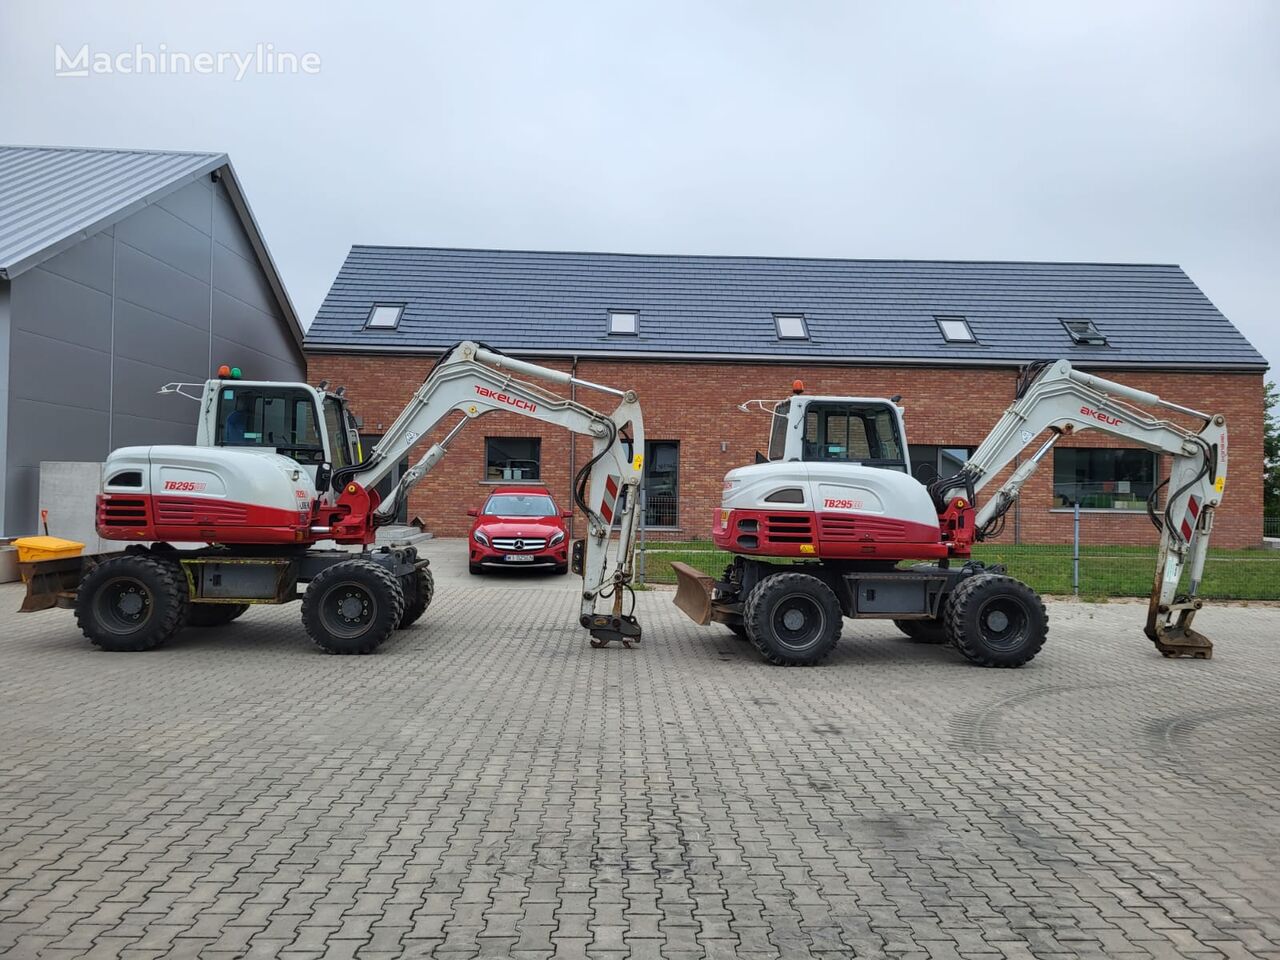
306,246,1266,368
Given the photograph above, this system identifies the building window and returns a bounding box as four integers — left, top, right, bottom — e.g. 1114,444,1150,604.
775,314,808,339
615,440,680,527
485,437,541,481
608,310,638,335
936,316,976,343
909,445,972,482
366,304,404,329
643,441,680,526
1062,318,1108,345
1053,448,1156,509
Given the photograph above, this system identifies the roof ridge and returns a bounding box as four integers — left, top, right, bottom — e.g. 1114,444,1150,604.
0,143,225,160
344,244,1183,270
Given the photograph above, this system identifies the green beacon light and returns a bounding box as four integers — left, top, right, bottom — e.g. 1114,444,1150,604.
230,367,242,380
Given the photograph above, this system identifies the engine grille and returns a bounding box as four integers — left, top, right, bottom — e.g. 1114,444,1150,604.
98,496,149,527
819,514,911,542
154,498,249,525
492,537,548,551
761,514,814,544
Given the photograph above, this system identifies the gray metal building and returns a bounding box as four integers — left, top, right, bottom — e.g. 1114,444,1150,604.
0,145,305,537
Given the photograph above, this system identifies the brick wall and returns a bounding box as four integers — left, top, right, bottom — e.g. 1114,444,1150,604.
307,353,1266,549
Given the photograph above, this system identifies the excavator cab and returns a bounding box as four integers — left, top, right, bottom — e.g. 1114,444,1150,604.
768,396,909,472
200,379,361,490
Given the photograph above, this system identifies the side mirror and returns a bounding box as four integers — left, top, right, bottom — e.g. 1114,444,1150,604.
562,510,574,519
315,462,333,492
467,508,479,518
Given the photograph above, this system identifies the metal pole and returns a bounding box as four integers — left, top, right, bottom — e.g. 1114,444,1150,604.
1073,501,1081,596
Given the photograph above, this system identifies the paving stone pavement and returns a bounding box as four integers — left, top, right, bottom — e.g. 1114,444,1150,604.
1,546,1278,959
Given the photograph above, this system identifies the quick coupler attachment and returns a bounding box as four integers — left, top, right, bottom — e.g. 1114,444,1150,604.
583,613,642,649
1145,600,1213,659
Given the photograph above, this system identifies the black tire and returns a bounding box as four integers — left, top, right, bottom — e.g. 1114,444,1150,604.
302,559,404,654
743,572,842,666
75,554,188,652
187,603,249,628
945,573,1047,668
894,618,948,644
725,622,750,641
554,564,569,576
397,566,435,629
469,563,484,576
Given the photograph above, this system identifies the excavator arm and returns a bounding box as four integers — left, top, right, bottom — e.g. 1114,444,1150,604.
319,341,646,648
934,359,1227,659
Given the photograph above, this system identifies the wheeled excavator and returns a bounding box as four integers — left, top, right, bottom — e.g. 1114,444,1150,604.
672,359,1228,666
18,342,646,654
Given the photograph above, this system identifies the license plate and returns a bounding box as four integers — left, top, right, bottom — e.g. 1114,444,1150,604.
506,554,535,562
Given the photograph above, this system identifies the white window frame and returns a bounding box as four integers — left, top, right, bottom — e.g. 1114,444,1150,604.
365,304,405,329
935,316,976,343
774,314,809,340
608,311,639,336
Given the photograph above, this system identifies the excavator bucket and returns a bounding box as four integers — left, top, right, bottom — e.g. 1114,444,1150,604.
1145,595,1213,659
671,561,715,626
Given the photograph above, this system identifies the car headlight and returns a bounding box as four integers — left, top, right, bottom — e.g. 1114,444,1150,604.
549,530,565,546
473,529,489,547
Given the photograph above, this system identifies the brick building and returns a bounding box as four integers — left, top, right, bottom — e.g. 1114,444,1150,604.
305,248,1268,548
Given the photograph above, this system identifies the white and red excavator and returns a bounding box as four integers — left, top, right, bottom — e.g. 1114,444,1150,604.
19,342,646,654
672,359,1228,666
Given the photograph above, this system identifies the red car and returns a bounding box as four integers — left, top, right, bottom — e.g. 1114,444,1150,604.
468,487,572,575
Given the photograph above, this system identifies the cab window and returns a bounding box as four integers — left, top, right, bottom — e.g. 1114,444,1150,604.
215,387,325,464
768,401,791,461
802,403,905,471
322,397,355,469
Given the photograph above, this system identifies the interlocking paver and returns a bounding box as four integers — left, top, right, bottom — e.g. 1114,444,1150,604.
1,544,1279,959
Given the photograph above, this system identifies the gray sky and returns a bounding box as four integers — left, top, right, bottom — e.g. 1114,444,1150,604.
4,1,1277,374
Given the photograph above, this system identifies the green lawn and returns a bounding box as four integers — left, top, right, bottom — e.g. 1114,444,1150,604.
640,540,1280,600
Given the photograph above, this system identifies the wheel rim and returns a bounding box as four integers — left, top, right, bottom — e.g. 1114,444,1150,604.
975,594,1031,651
320,581,377,639
769,592,826,651
94,576,154,635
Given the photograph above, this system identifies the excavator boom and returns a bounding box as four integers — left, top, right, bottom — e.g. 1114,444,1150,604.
319,341,647,648
935,359,1227,658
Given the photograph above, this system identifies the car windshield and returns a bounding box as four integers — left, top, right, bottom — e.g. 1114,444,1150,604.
483,494,557,517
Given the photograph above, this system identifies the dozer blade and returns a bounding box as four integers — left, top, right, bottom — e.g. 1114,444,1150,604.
1145,599,1213,659
671,561,715,626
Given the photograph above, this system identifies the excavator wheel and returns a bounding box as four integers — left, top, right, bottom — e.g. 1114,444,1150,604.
743,571,842,666
187,603,249,628
397,566,435,629
302,559,404,654
945,573,1047,668
75,554,189,652
893,618,948,644
725,622,750,642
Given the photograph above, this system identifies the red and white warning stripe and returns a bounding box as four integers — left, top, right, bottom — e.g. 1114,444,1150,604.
600,475,621,524
1180,494,1202,542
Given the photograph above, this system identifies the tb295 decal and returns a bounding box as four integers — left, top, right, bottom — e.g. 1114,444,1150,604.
823,498,864,510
